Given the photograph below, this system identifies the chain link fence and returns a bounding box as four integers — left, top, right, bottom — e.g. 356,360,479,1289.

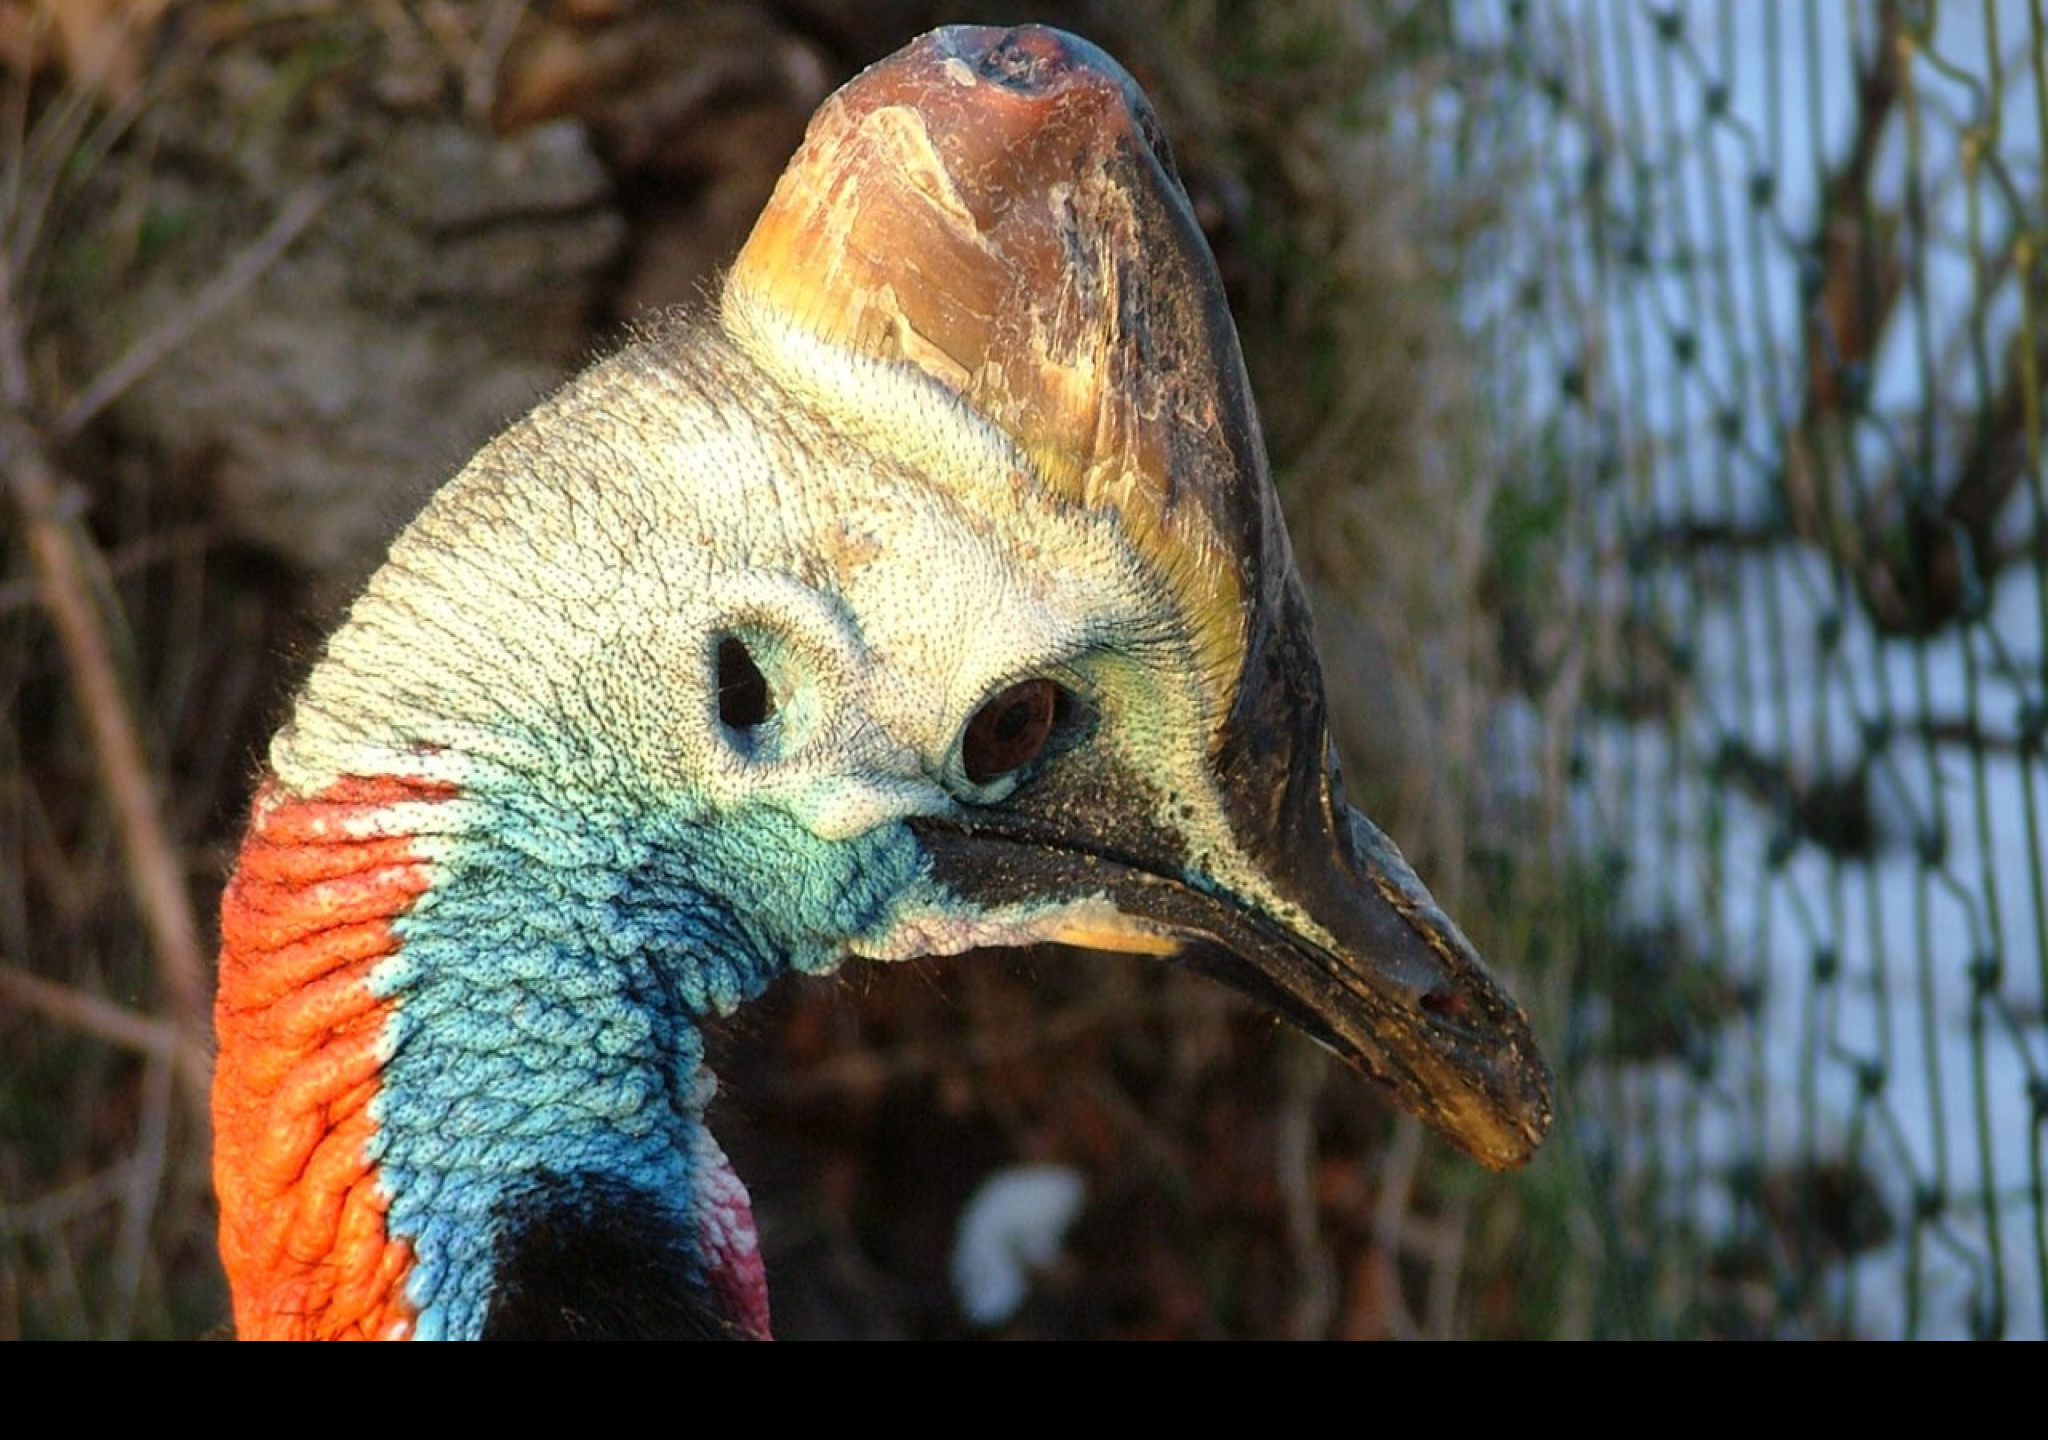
1450,1,2045,1337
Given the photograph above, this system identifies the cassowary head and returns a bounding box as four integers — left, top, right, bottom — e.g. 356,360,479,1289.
212,24,1550,1340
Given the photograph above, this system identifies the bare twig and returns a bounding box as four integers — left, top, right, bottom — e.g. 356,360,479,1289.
0,172,321,1115
464,0,529,125
0,961,180,1059
0,1161,137,1237
1275,1039,1336,1339
417,0,531,124
0,62,332,1343
1368,1114,1426,1340
108,1048,174,1338
2,12,163,340
1422,1182,1472,1339
55,180,330,437
0,414,212,1047
0,521,215,613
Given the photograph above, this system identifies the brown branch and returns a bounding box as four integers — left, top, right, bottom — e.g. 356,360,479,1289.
1366,1115,1426,1340
0,521,215,613
0,418,212,1049
55,180,330,437
0,955,210,1117
1420,1182,1472,1339
0,1161,136,1238
109,1049,174,1338
1275,1039,1336,1339
0,170,321,1124
0,961,178,1058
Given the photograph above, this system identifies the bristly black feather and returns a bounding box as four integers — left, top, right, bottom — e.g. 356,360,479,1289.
482,1172,755,1340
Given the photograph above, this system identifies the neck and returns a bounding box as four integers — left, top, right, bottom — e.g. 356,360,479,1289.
214,763,782,1339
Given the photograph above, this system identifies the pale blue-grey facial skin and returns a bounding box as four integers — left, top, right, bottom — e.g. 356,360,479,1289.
267,315,1262,1337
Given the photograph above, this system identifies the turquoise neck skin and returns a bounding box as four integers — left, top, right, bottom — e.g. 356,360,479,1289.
366,760,926,1338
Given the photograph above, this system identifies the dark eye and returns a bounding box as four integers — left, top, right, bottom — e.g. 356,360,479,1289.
717,637,773,730
962,679,1063,785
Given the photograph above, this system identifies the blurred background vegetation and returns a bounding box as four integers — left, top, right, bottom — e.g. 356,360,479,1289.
2,0,2041,1338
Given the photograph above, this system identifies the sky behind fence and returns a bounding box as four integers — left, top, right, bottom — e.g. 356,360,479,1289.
1461,0,2046,1338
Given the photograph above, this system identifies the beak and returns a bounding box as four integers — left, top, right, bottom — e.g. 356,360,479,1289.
731,23,1553,1171
912,612,1553,1173
925,835,1552,1173
1191,563,1554,1172
1180,751,1555,1173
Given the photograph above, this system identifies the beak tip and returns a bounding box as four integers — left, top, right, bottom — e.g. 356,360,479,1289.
1483,1050,1555,1171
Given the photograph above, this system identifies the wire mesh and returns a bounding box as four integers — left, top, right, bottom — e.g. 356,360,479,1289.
1453,0,2046,1337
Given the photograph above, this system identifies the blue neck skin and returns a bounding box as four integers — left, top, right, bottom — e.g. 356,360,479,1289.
365,764,924,1339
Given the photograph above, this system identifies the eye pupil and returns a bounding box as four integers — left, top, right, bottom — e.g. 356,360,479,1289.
963,679,1061,784
994,701,1032,741
717,637,772,730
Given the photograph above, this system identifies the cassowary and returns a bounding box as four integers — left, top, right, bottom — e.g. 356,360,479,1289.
212,24,1551,1340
